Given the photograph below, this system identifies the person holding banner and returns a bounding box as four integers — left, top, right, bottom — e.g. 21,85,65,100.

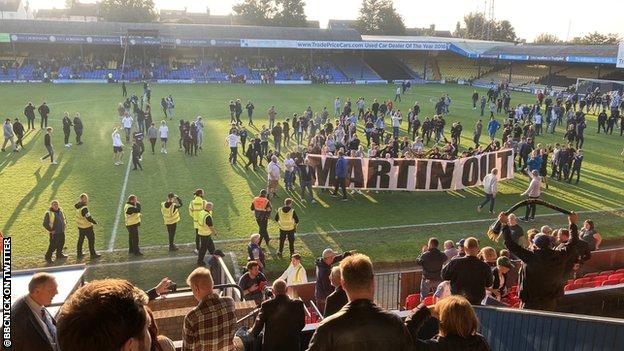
477,168,498,214
521,170,542,222
331,151,348,201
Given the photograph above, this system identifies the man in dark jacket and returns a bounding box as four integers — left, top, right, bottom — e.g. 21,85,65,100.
314,248,352,312
332,151,348,200
324,266,348,317
417,237,448,299
441,237,493,305
251,279,305,351
501,211,579,311
307,254,412,351
24,101,36,130
43,200,67,262
73,113,84,145
11,273,59,351
13,118,25,150
38,101,50,129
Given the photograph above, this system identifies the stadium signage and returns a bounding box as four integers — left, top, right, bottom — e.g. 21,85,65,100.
307,149,514,191
10,34,121,45
240,39,449,51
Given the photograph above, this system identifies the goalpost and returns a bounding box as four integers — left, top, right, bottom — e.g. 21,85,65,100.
575,77,624,96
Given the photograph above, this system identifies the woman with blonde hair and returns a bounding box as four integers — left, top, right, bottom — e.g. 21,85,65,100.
406,295,491,350
478,246,498,268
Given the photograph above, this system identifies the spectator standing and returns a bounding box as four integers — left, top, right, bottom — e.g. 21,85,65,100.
147,122,157,154
443,240,458,260
477,168,498,213
24,101,36,130
121,113,133,143
251,189,272,245
417,238,448,300
183,268,237,351
487,117,500,140
124,194,143,256
13,118,25,150
43,200,67,263
57,279,152,351
250,279,306,351
38,101,50,129
62,112,73,148
246,100,255,125
11,273,59,351
159,120,169,154
2,118,16,152
307,254,411,351
314,248,352,312
239,261,268,305
74,193,101,259
225,130,239,165
521,170,542,222
267,155,281,198
442,237,493,305
332,151,348,200
298,157,316,203
278,253,308,286
112,127,124,166
275,197,299,258
248,233,266,270
324,266,348,317
579,219,602,251
502,212,580,311
73,113,84,145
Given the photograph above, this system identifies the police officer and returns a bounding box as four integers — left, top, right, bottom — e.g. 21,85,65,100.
251,189,272,245
43,200,67,263
275,197,299,258
124,194,142,256
197,202,217,266
189,188,207,253
161,192,182,251
75,193,101,259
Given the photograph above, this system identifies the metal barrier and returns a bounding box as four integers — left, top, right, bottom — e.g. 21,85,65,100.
374,272,401,310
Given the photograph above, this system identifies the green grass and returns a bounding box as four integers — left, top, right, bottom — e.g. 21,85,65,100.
1,83,623,289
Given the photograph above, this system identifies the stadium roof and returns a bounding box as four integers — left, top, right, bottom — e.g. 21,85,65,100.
0,19,361,41
482,44,619,58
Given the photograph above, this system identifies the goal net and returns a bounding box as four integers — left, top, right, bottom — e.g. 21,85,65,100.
575,77,624,96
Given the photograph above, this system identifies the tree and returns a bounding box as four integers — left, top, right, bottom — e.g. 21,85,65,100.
533,33,561,44
232,0,275,26
455,12,518,42
355,0,406,35
273,0,307,27
570,32,621,45
98,0,156,23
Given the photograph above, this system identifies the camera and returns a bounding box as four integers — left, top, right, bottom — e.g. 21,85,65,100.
168,281,177,293
264,286,274,299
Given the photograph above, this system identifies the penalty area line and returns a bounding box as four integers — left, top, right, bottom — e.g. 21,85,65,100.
107,155,133,252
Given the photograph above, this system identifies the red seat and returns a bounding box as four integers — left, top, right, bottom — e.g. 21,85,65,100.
574,278,591,285
582,282,594,288
509,285,518,294
601,280,620,286
621,278,624,284
405,294,420,310
600,270,614,276
593,275,609,282
511,302,520,308
583,272,598,278
592,281,603,287
423,295,435,306
615,269,624,274
567,279,574,285
564,284,579,291
608,273,624,281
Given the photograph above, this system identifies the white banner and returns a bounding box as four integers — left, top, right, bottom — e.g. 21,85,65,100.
617,42,624,68
240,39,449,51
307,149,514,192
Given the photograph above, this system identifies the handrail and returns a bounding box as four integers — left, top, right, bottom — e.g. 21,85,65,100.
236,306,261,325
309,300,324,321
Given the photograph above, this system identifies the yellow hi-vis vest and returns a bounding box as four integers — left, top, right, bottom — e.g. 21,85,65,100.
75,205,93,229
293,265,305,284
189,196,206,229
124,203,141,226
161,202,180,225
277,207,296,231
45,208,64,230
197,210,214,236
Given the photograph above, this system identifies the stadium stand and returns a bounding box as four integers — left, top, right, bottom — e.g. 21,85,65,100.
332,55,381,81
363,53,414,80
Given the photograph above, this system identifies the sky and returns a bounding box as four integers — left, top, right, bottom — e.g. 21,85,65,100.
27,0,624,42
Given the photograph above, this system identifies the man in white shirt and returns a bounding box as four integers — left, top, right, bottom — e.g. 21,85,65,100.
334,97,341,117
278,253,308,286
391,112,402,139
195,116,204,150
267,155,281,198
283,153,296,191
158,121,169,154
11,273,59,351
394,86,401,102
521,169,542,221
477,168,498,214
121,114,133,143
112,128,124,166
226,131,239,165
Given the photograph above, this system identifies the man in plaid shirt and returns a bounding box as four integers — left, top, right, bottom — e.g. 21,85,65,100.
183,267,237,351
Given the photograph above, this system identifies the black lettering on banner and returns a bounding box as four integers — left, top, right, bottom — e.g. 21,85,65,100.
496,149,513,179
462,158,479,186
311,155,336,187
415,160,429,189
394,159,415,189
367,159,392,189
429,161,455,190
479,153,489,181
347,158,365,188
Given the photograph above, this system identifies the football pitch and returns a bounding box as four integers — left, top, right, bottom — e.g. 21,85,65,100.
1,83,623,289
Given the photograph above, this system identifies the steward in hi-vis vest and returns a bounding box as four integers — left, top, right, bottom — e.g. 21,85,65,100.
161,192,182,251
197,202,217,266
189,188,207,251
274,198,299,258
250,189,272,246
75,193,101,259
124,194,142,256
